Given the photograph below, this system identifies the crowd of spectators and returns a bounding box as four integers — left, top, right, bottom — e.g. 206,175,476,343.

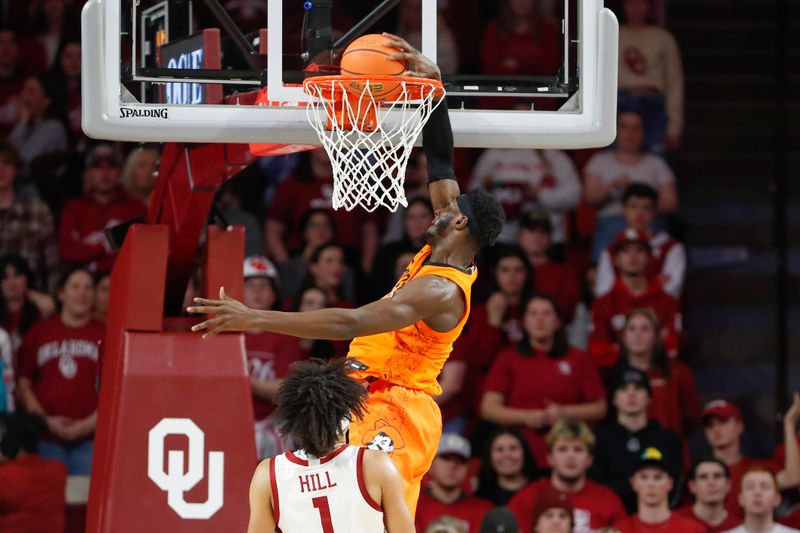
0,0,798,532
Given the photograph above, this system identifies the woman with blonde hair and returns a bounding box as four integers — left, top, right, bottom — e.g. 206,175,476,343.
120,143,159,206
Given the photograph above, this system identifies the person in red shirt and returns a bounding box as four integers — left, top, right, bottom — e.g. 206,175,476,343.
0,411,67,532
509,419,626,533
415,433,493,533
265,148,378,272
614,308,701,437
443,246,534,436
589,227,682,368
595,184,686,299
613,447,706,533
676,458,741,532
246,259,334,459
58,143,147,272
481,294,607,466
517,209,581,323
480,0,561,77
702,396,800,519
17,266,104,475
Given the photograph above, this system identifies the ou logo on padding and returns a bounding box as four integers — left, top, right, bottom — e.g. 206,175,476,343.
147,418,224,519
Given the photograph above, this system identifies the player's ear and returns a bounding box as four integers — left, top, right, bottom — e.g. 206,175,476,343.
454,214,469,230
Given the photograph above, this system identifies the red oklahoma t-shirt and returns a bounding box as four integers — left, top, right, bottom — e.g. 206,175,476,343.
0,454,67,532
246,331,309,421
508,478,627,533
415,487,494,533
614,513,707,533
18,316,104,423
484,347,605,465
675,505,741,533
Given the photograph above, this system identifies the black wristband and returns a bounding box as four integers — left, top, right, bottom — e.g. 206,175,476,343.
422,98,456,182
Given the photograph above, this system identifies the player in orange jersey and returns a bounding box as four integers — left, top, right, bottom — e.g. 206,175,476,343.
188,35,505,517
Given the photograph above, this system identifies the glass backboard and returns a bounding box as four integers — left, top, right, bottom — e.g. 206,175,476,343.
81,0,618,148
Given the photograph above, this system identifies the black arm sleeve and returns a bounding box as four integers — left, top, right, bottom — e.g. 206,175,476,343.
422,99,456,182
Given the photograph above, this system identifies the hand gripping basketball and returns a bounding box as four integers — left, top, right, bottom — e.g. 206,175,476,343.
380,32,442,82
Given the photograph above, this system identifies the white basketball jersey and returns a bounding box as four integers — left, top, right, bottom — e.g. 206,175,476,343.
271,444,384,533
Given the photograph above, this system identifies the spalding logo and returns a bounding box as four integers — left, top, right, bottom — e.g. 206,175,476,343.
119,107,169,119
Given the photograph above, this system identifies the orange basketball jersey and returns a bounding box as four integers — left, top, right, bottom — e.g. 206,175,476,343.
347,245,476,395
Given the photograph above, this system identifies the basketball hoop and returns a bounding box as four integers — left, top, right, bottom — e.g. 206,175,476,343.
303,75,445,212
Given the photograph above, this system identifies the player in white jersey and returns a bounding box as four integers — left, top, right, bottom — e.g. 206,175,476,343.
247,359,414,533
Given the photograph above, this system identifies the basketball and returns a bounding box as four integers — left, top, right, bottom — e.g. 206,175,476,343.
340,34,407,101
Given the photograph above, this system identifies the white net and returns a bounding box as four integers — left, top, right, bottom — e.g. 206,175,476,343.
304,76,444,212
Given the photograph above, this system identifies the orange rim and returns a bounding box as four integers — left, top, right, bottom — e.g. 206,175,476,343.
303,74,444,102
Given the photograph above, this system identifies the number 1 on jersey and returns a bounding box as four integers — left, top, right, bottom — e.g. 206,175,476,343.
312,496,334,533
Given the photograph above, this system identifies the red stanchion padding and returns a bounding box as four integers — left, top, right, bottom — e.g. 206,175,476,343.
93,332,254,532
204,226,245,302
88,224,256,532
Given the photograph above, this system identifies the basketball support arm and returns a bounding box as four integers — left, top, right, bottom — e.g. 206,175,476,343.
133,142,252,316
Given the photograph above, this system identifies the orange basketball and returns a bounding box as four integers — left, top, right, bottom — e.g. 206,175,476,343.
340,34,407,101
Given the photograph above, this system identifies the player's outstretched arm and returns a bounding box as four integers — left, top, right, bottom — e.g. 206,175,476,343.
188,276,462,339
246,459,275,533
383,32,460,212
362,449,415,533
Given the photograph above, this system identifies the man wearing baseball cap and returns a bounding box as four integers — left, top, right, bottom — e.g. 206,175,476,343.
243,255,303,460
703,394,800,518
517,208,580,322
509,419,626,533
594,184,686,299
416,433,493,533
588,227,682,368
58,143,146,272
613,448,705,533
590,367,683,513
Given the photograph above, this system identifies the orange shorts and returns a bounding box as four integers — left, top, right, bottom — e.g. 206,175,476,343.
348,380,442,517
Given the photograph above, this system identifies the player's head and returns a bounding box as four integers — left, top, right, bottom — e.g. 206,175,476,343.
688,458,730,506
702,400,744,450
739,466,781,517
424,188,505,254
546,419,595,484
622,184,658,232
274,359,368,458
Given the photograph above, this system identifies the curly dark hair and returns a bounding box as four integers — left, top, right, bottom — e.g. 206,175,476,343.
460,188,505,248
274,359,368,458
